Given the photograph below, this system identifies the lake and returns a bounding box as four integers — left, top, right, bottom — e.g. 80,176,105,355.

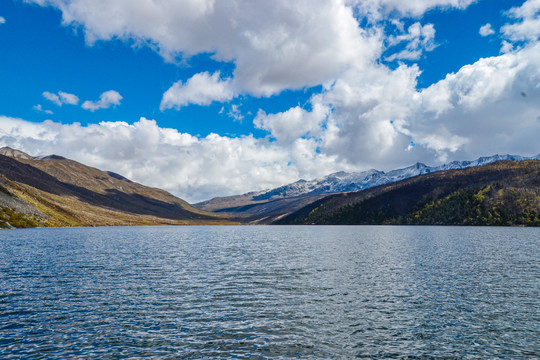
1,226,539,358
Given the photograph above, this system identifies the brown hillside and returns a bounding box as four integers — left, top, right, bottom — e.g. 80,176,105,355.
0,148,234,227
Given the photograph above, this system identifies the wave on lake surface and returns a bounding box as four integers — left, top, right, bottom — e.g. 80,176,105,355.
1,226,539,358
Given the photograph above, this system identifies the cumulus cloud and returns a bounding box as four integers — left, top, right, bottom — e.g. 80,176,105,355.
3,45,539,201
25,0,384,96
227,104,244,122
43,90,79,106
501,0,540,42
81,90,122,111
33,104,54,115
24,0,482,98
58,91,79,105
243,40,540,171
10,0,539,201
500,40,514,53
306,63,427,168
0,16,5,24
479,23,495,37
352,0,477,18
7,40,538,203
0,116,352,202
411,43,540,158
254,104,330,144
160,72,235,110
43,91,62,106
386,22,437,61
290,43,540,166
387,0,477,15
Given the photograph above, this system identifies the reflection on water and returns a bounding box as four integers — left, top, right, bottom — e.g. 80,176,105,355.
1,226,539,358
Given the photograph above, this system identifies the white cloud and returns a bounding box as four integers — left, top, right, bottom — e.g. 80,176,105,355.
501,0,540,42
25,0,383,96
479,23,495,37
386,22,437,61
501,40,514,53
420,55,523,113
8,0,538,201
160,72,235,110
387,0,476,15
308,63,426,168
0,116,352,202
410,43,540,158
43,91,62,106
3,43,539,201
254,103,330,144
58,91,79,105
351,0,477,18
33,104,54,115
24,0,481,98
251,42,540,170
313,43,540,165
43,90,79,106
228,104,244,122
82,90,123,111
0,16,6,24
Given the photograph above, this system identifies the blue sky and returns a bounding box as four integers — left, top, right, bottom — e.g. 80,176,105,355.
1,0,539,202
1,0,316,136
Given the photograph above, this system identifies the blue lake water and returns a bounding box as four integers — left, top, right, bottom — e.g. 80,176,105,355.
1,225,539,359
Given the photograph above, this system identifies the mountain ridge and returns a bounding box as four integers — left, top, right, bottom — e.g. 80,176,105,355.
0,147,235,228
244,153,540,200
195,153,540,222
276,160,540,226
2,146,539,227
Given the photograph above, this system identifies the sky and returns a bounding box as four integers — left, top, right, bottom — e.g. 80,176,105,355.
0,0,539,203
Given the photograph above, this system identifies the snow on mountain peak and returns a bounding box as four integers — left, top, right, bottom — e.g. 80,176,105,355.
253,153,540,201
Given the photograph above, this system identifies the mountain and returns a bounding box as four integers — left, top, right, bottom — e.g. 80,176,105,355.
3,147,538,228
276,160,540,226
195,154,540,223
0,147,234,228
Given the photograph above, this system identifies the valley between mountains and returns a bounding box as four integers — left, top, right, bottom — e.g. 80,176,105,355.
1,147,539,228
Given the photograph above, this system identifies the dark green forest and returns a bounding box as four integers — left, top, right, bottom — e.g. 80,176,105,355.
277,161,540,226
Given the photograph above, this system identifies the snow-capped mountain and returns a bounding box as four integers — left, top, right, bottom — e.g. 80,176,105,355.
251,154,540,201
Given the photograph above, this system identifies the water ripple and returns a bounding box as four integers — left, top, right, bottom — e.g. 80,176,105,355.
1,225,539,358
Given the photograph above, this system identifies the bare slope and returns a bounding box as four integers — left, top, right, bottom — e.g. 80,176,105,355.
0,148,234,227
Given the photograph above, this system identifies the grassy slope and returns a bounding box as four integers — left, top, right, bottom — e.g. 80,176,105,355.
276,161,540,226
0,181,47,228
0,152,236,228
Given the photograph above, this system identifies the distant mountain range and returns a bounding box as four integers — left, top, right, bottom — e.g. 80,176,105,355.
277,160,540,226
195,153,540,223
0,147,234,228
1,146,539,228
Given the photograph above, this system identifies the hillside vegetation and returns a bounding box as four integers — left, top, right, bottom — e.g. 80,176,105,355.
196,153,539,223
276,161,540,226
0,148,235,228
